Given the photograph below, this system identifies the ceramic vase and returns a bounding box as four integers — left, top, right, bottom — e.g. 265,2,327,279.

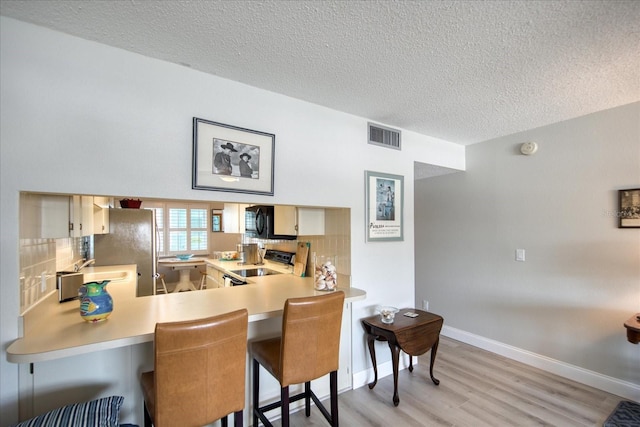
79,280,113,322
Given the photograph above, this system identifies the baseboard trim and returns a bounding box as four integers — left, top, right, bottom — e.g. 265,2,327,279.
441,325,640,401
352,326,639,401
353,353,412,390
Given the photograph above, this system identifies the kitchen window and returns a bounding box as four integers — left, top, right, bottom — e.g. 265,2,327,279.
145,202,208,256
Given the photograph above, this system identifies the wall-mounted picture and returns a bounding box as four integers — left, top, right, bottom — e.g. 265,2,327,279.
365,170,404,242
192,117,275,195
618,188,640,228
211,210,223,232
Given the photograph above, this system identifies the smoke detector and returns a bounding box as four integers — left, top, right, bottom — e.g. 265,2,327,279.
520,142,538,155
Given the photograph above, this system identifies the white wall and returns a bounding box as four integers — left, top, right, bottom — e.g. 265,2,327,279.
415,103,640,399
0,17,464,424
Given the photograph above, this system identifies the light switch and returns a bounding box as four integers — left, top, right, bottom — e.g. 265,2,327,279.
516,249,525,262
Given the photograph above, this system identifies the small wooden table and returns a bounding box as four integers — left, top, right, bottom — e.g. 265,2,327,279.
624,313,640,344
361,308,443,406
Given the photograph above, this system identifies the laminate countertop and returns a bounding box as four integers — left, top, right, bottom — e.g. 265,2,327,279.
7,264,366,364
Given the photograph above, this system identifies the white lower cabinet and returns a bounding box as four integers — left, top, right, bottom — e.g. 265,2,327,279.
338,301,353,391
206,265,225,288
24,344,152,425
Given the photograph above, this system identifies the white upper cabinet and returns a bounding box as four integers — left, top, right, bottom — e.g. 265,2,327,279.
223,203,250,233
296,207,325,235
274,206,325,236
41,195,71,238
70,196,94,237
20,193,71,239
93,197,111,234
274,206,297,235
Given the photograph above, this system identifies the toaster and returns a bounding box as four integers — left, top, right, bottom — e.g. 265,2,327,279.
56,272,84,302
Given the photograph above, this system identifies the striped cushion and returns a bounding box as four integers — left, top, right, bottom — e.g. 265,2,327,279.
13,396,124,427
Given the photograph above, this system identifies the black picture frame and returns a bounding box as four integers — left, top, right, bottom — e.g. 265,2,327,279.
192,117,275,195
618,188,640,228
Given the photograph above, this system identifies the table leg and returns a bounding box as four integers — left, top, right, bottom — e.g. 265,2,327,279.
429,337,441,386
408,355,413,372
366,333,378,389
172,269,197,293
389,342,401,406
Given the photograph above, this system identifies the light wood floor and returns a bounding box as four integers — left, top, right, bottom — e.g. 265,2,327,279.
268,336,626,426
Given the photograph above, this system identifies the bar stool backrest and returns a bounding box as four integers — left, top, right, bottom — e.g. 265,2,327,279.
280,291,345,386
153,309,248,426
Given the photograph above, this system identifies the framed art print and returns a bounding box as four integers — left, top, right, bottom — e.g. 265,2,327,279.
618,188,640,228
365,170,404,242
192,117,275,195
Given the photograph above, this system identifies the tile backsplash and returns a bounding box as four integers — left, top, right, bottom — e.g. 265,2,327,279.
19,237,84,314
243,208,351,280
19,238,56,313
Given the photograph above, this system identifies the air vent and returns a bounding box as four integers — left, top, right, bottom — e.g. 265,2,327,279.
368,122,401,150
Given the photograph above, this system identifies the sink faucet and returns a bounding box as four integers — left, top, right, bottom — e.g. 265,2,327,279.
74,258,95,272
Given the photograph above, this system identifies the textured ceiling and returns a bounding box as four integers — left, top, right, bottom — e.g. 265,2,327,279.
1,0,639,145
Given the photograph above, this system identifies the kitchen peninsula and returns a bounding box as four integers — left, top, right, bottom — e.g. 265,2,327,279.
8,264,366,363
8,263,365,425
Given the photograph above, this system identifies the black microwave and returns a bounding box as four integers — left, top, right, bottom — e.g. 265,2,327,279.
245,205,296,240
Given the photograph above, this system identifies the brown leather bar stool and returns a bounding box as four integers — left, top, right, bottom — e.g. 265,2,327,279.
140,309,248,427
250,291,345,427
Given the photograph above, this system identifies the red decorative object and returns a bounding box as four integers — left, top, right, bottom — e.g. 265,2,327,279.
119,198,142,209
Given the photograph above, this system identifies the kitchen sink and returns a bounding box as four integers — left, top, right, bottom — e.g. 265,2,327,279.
84,271,130,282
230,268,282,278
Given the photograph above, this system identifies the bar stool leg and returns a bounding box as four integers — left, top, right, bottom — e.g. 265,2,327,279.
252,359,260,427
330,371,339,427
143,402,152,427
234,410,243,427
281,385,290,427
305,381,311,417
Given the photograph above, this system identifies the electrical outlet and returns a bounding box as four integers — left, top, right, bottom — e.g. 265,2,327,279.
422,300,429,311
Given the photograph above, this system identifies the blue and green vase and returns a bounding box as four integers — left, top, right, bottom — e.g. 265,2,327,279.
79,280,113,323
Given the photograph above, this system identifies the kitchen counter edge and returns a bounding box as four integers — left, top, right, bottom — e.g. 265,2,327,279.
7,264,366,364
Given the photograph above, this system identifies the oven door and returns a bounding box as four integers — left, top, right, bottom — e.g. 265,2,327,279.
222,274,248,286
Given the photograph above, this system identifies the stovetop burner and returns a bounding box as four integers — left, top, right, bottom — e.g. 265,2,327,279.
230,268,282,278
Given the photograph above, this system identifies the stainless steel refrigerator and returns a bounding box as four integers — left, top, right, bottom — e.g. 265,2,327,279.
94,208,157,297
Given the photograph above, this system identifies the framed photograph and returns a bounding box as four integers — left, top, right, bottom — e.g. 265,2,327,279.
192,117,275,195
211,210,223,232
618,188,640,228
365,170,404,242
